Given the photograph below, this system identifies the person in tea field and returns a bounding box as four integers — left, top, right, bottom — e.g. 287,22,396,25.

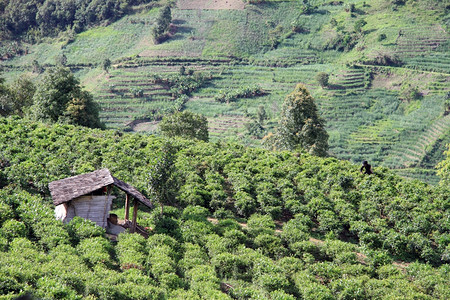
360,160,373,175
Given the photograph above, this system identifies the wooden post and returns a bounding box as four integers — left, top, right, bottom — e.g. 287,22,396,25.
131,199,138,233
124,193,130,221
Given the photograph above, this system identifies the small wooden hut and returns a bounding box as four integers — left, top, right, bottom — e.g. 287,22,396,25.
49,168,152,233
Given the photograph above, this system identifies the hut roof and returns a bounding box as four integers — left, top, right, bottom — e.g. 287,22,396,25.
49,168,152,208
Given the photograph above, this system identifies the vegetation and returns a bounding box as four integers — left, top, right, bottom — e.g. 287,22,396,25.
0,117,448,299
264,84,328,157
0,75,35,117
0,0,156,38
1,0,448,184
30,67,104,128
159,111,209,142
152,5,172,44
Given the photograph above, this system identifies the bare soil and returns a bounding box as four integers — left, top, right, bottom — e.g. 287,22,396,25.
177,0,246,10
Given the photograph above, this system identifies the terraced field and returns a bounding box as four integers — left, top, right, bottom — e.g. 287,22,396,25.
1,0,449,184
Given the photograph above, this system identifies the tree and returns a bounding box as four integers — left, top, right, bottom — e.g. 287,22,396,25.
7,76,36,116
257,105,267,125
354,19,367,33
158,111,209,142
152,5,172,43
437,144,450,185
148,142,176,215
315,72,329,88
30,67,103,128
102,58,111,73
57,53,67,66
31,60,44,74
0,76,11,116
263,84,328,156
0,76,35,117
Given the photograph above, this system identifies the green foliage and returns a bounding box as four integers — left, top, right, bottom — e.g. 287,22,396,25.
159,111,209,142
214,85,266,104
102,58,112,73
0,117,448,298
116,232,147,270
1,219,27,241
247,213,275,237
66,216,106,243
77,236,113,267
265,84,328,156
0,76,35,117
148,141,177,214
315,72,329,88
31,67,103,129
152,5,172,44
1,0,151,37
437,144,450,185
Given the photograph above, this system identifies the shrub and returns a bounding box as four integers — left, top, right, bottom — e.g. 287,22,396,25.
252,258,290,293
234,191,257,217
204,234,228,258
116,233,147,270
0,202,13,226
33,218,70,250
147,234,181,260
212,252,249,280
330,276,368,300
179,243,208,272
214,86,265,103
254,233,286,258
281,216,311,245
36,277,82,300
246,213,275,237
316,72,329,88
223,229,247,249
181,220,214,245
181,205,209,222
77,236,113,267
317,209,342,234
293,271,334,300
66,217,105,243
1,219,27,241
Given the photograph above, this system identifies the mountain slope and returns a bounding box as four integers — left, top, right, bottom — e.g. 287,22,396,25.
1,0,449,183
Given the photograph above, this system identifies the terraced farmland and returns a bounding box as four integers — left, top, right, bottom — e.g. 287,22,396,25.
1,0,449,184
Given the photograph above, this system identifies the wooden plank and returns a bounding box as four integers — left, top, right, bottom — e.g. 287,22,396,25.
131,199,138,233
125,193,130,221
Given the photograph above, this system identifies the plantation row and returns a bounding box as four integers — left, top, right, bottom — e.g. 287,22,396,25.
0,118,449,299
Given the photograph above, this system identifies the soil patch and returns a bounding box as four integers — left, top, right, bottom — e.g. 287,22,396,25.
177,0,245,10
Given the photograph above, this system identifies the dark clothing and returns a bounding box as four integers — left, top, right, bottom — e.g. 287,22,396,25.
360,164,373,175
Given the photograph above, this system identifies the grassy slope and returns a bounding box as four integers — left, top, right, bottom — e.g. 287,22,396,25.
1,0,449,183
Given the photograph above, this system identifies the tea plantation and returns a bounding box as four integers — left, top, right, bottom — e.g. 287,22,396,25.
0,117,449,299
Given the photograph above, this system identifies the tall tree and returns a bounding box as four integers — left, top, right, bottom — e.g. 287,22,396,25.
263,83,328,156
148,142,176,215
437,144,450,186
7,76,36,116
152,5,172,43
158,111,209,142
31,67,103,128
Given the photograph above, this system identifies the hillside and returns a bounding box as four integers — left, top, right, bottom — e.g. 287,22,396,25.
1,0,449,184
0,117,449,299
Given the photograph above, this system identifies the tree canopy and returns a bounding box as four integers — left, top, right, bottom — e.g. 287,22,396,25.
30,67,103,128
264,83,328,156
0,75,35,117
158,111,209,142
437,144,450,185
